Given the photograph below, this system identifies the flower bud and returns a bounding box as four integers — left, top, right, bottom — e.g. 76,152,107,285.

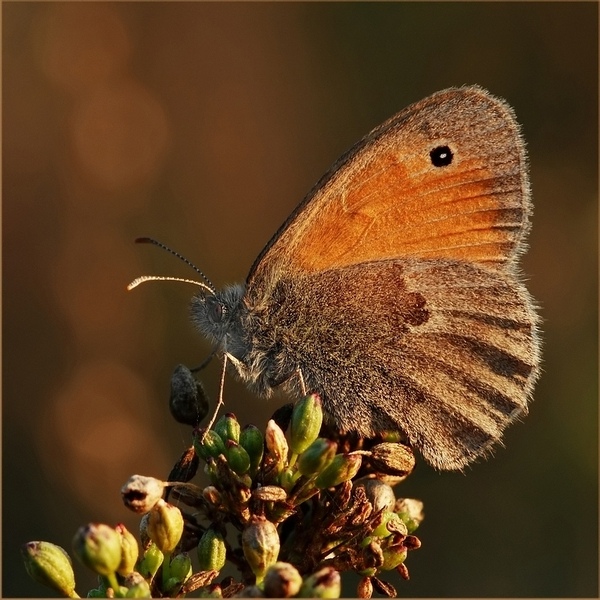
394,498,425,533
241,515,280,584
194,428,227,461
214,413,241,443
115,524,139,576
264,562,303,598
297,438,337,476
240,424,264,474
279,468,295,491
21,541,77,598
169,364,209,427
372,512,406,539
380,545,408,571
314,453,362,489
298,566,341,598
121,475,166,514
197,528,227,572
226,440,251,475
264,420,289,473
122,572,152,597
354,479,396,513
147,499,184,554
168,552,192,583
137,543,163,580
72,523,122,577
290,393,323,455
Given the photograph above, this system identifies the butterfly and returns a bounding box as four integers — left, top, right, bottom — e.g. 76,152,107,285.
163,86,540,471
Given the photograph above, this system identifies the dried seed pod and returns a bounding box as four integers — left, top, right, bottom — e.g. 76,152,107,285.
121,475,166,514
169,364,209,427
242,515,280,585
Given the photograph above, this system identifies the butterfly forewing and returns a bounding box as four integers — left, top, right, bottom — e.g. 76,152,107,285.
248,86,530,288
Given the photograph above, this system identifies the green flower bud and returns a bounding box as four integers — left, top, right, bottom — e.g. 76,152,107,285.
214,413,241,443
314,453,362,489
147,500,184,554
240,424,264,473
121,475,166,514
380,546,408,571
137,543,163,580
163,577,184,596
115,524,139,576
394,498,425,533
226,440,251,475
297,438,337,476
21,541,78,598
279,468,295,491
168,552,192,583
123,572,152,597
194,428,227,461
265,419,289,473
298,567,341,598
290,393,323,455
264,562,303,598
372,512,406,539
197,528,227,572
241,515,280,585
72,523,122,577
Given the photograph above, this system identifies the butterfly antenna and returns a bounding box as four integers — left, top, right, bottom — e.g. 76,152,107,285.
134,237,216,293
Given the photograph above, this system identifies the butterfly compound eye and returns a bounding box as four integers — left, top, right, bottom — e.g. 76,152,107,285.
205,296,227,324
429,145,454,167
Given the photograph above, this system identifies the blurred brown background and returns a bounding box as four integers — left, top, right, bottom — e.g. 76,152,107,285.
3,3,597,597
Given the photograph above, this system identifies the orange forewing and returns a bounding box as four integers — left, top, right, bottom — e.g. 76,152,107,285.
248,87,529,284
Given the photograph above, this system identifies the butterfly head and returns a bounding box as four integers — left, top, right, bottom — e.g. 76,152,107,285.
190,283,246,354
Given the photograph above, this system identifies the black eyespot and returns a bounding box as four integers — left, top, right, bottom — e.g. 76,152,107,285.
430,145,453,167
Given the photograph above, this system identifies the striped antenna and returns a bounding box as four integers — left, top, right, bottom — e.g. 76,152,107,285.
133,237,216,293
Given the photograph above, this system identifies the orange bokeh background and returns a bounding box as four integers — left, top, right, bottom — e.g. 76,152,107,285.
4,3,597,597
